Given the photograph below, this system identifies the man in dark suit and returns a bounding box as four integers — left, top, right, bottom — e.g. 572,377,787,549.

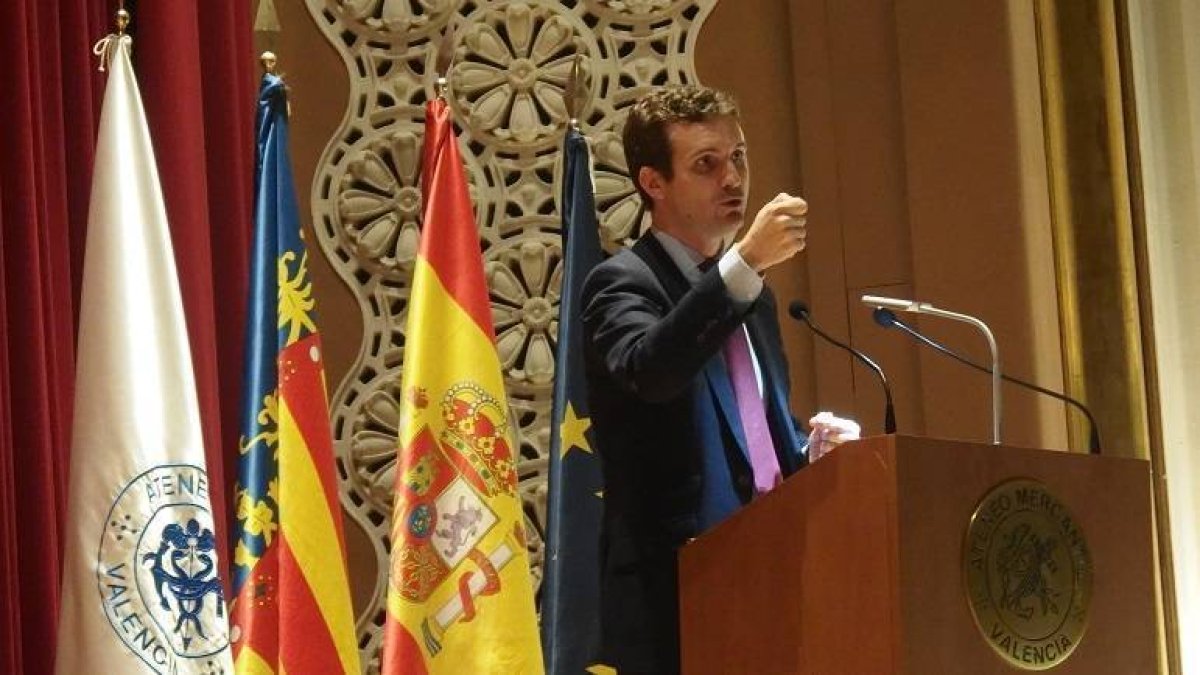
581,85,858,673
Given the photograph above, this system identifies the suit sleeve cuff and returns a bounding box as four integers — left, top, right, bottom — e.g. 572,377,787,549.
718,247,764,304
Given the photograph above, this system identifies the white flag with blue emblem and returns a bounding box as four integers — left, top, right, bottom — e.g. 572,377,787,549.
55,34,233,675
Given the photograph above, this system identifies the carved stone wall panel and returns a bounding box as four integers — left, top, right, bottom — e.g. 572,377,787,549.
304,0,716,667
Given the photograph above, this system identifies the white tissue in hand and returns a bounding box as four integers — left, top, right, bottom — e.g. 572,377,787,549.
808,411,861,442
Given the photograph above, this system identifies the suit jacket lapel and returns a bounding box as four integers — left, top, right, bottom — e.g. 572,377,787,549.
703,356,751,465
633,235,752,465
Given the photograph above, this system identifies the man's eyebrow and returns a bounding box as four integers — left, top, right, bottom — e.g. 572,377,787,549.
684,142,747,159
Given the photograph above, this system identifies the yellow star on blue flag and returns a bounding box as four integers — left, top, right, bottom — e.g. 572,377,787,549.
558,402,592,458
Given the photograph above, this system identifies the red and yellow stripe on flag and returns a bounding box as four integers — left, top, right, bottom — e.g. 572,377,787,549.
236,334,362,675
381,97,543,674
231,73,361,674
276,333,360,673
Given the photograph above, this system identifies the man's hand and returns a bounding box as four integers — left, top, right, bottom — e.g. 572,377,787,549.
734,193,808,272
807,411,861,462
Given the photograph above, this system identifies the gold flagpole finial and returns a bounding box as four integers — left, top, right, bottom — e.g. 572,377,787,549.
565,54,584,130
434,23,456,100
115,6,130,36
259,51,291,117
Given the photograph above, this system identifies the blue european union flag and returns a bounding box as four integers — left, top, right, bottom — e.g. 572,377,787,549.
541,127,606,674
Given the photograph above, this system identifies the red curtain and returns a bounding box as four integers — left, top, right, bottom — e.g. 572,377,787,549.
0,2,254,673
134,1,257,597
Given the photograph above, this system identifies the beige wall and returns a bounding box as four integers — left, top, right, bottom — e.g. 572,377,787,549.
699,0,1070,448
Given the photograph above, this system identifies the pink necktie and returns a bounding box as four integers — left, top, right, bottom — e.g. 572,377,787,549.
723,327,781,493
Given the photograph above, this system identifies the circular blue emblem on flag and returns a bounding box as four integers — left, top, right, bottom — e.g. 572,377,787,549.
96,464,230,674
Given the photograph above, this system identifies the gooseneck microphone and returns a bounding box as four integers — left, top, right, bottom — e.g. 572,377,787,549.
863,295,1001,445
788,301,896,434
872,307,1101,454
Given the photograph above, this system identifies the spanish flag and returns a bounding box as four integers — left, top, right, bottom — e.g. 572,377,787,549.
381,97,543,674
229,72,360,674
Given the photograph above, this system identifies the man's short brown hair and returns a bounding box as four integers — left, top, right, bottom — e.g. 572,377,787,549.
622,85,740,206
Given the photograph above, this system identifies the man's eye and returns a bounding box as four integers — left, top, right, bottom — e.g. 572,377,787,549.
732,150,746,165
695,156,713,171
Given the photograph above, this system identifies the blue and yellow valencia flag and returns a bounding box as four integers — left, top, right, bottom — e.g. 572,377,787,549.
229,73,360,674
540,127,607,674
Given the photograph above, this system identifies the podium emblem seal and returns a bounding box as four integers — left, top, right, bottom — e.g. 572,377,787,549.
963,478,1092,670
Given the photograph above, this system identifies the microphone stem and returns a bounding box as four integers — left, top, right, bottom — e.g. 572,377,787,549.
919,307,1001,445
803,317,897,434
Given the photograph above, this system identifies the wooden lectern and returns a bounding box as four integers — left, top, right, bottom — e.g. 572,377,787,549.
678,435,1156,674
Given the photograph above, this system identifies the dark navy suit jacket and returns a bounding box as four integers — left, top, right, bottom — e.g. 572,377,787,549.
581,233,808,674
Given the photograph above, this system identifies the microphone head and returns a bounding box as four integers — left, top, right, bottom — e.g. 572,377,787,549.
873,307,898,328
788,300,811,322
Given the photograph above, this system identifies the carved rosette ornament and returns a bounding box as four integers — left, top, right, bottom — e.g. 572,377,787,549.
303,0,717,666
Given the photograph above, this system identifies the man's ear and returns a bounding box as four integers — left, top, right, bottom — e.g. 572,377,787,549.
638,166,668,204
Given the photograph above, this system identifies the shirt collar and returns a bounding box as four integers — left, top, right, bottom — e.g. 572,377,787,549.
651,229,715,284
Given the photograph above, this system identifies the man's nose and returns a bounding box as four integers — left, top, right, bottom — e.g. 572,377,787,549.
721,161,743,189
